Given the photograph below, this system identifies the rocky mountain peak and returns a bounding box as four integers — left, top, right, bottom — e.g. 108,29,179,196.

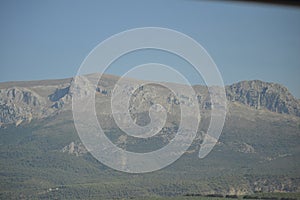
226,80,300,117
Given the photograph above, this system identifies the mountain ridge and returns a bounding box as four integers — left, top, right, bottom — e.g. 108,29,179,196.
0,74,299,127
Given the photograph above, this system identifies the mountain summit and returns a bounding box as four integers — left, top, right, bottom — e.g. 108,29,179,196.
226,80,300,117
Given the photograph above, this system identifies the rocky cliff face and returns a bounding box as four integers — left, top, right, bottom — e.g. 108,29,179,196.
0,76,299,127
0,83,72,126
0,87,49,125
226,80,300,117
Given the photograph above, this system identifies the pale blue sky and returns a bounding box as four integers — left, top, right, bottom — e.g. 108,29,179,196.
0,0,300,97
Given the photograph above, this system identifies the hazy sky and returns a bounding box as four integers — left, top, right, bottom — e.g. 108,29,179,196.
0,0,300,97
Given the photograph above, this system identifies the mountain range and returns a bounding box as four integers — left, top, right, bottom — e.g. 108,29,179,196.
0,74,299,199
0,74,299,127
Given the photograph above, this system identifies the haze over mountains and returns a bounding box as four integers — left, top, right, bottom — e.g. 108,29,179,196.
0,74,299,199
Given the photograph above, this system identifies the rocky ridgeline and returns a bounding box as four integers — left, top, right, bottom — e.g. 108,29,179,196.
0,76,299,126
